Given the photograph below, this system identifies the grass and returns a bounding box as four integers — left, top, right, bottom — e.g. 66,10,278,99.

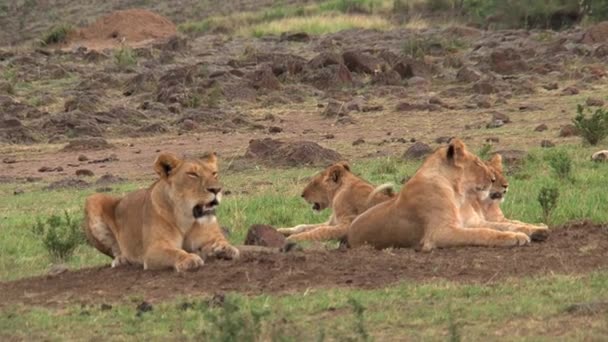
2,272,608,340
39,24,72,46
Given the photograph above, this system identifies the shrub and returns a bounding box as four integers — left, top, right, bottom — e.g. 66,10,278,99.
40,24,72,46
35,211,85,261
546,149,572,180
199,295,270,341
538,187,559,224
113,46,137,69
573,104,608,146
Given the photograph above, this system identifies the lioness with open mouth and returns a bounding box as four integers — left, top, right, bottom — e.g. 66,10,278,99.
83,152,239,272
277,162,394,242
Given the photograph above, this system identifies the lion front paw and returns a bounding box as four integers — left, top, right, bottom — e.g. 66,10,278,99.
111,255,130,268
175,253,205,272
530,228,549,242
512,232,531,246
211,243,240,260
276,227,294,236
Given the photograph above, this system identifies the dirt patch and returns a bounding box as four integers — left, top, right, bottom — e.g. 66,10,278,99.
1,221,606,307
66,9,177,50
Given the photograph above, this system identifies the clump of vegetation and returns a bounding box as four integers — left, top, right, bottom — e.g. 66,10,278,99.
113,46,137,69
348,298,371,342
538,187,559,224
573,104,608,146
184,92,202,108
205,85,223,108
546,149,573,180
477,143,493,161
33,211,85,261
199,295,270,341
40,24,72,46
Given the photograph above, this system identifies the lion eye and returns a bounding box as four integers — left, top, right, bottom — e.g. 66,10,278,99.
187,172,199,178
491,177,496,183
212,171,218,177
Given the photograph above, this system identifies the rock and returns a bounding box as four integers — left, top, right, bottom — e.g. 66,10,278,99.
2,156,16,164
491,112,511,124
280,32,311,42
535,124,548,132
540,140,555,148
64,94,101,112
342,50,384,74
263,125,281,134
13,189,24,195
487,119,504,129
352,138,365,146
489,48,527,75
407,76,429,87
435,136,453,144
493,150,527,166
322,100,346,117
403,142,432,160
244,138,342,167
136,301,153,316
473,81,498,94
371,69,402,86
38,166,63,172
95,173,126,185
244,224,286,248
586,97,605,107
308,52,344,69
486,137,499,143
61,138,114,152
75,169,95,177
592,150,608,162
180,119,199,132
247,66,281,90
45,178,90,190
456,66,482,83
582,22,608,44
543,82,559,90
559,124,579,137
78,154,89,162
302,64,353,89
561,86,579,96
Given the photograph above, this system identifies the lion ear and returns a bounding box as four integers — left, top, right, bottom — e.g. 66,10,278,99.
329,165,345,183
201,151,218,168
337,161,350,172
489,153,503,171
446,138,466,164
154,152,182,178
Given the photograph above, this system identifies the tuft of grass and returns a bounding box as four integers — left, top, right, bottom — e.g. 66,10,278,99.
573,104,608,146
35,211,86,261
538,186,559,225
113,46,137,70
546,149,573,181
246,13,393,37
40,24,72,46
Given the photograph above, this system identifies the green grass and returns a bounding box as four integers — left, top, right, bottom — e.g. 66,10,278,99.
39,23,72,46
2,272,608,340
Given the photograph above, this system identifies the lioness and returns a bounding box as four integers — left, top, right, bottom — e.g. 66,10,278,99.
461,154,549,240
277,162,394,242
83,152,239,272
347,138,531,250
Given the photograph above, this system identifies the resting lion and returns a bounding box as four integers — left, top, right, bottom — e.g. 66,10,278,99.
83,152,239,272
347,138,531,250
277,162,394,242
461,154,549,240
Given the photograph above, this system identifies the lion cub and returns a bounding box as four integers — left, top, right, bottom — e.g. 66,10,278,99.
277,162,394,242
83,152,239,272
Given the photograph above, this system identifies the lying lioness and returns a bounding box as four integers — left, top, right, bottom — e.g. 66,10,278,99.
461,154,549,240
277,162,394,242
83,152,239,272
347,138,531,250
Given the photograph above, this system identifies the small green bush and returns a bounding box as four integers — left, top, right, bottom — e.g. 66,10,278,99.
573,104,608,146
199,295,270,341
40,24,72,46
546,149,572,180
538,187,559,224
34,211,85,261
114,46,137,69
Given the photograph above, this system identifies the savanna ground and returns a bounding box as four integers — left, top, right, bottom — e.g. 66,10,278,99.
2,0,608,340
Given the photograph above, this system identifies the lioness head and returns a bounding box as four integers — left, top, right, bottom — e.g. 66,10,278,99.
446,139,495,199
487,154,508,202
301,162,350,211
154,152,222,226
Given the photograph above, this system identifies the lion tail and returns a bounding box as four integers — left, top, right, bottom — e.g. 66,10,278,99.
366,183,395,205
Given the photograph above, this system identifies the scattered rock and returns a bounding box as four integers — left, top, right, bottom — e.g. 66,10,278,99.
534,124,548,132
489,48,527,75
491,112,511,124
136,301,153,316
486,137,500,143
38,166,63,173
322,100,346,117
268,126,283,134
559,124,579,137
78,154,89,162
95,173,126,185
62,138,114,152
487,120,504,129
582,22,608,44
247,66,281,90
88,154,119,164
2,156,16,164
473,81,498,94
75,169,95,177
13,188,24,195
45,178,90,190
586,97,605,107
561,86,579,96
342,50,384,74
403,142,432,160
244,138,341,167
456,66,482,83
435,136,453,144
543,83,559,91
540,140,555,148
352,138,365,146
565,301,608,315
243,224,286,248
280,32,311,42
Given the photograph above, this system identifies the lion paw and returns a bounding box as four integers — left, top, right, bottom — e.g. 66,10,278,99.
111,255,130,268
512,232,531,246
211,243,240,260
530,228,549,242
175,253,204,272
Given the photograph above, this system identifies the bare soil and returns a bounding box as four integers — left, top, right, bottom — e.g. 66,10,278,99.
1,221,606,307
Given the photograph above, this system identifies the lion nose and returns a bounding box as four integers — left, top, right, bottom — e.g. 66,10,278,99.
207,186,222,195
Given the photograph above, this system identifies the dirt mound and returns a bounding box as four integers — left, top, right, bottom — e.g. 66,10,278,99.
244,138,342,167
1,221,607,307
67,9,177,50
